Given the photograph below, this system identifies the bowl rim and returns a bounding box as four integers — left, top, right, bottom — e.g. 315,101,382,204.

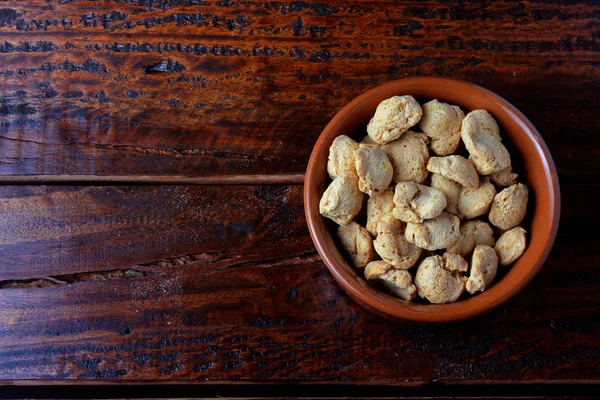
304,76,561,323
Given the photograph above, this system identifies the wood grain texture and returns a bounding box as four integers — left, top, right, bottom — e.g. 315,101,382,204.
0,184,598,382
0,0,598,179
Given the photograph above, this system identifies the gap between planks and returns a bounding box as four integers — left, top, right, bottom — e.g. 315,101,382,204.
0,174,306,186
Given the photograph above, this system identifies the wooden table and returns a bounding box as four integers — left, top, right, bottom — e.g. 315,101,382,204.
0,0,598,397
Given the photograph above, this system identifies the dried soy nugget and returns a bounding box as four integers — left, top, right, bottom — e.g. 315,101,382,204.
366,189,403,237
446,220,495,257
466,245,499,294
373,231,422,270
458,178,496,219
337,222,374,269
495,226,527,266
427,155,479,188
489,183,529,230
354,144,393,197
367,96,422,144
414,254,468,304
405,212,460,251
461,110,511,175
431,173,462,215
327,135,359,179
418,99,465,156
381,131,429,184
319,172,363,225
392,182,447,223
364,261,417,301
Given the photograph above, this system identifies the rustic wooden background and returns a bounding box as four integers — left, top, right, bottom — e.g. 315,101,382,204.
0,0,598,394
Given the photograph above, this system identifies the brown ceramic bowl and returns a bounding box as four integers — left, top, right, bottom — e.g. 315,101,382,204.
304,77,560,323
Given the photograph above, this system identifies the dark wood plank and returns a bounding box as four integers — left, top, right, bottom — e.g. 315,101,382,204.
0,0,598,178
0,184,597,382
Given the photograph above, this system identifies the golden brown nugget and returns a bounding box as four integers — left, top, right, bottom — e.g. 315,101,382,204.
366,189,403,237
364,261,417,301
367,95,422,144
405,212,460,251
327,135,359,179
466,245,498,294
431,173,462,215
354,144,393,196
337,222,375,269
392,182,447,223
427,155,479,188
458,178,497,219
461,110,511,175
490,166,519,187
373,231,422,270
495,226,527,266
418,100,465,156
489,183,529,230
414,255,467,304
319,172,363,225
442,252,469,272
446,220,495,257
381,131,429,183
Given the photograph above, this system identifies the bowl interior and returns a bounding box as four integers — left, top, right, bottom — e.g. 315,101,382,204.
304,77,560,322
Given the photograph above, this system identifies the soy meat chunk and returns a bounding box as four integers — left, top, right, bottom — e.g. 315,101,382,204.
327,135,359,179
414,255,467,304
405,212,460,251
366,189,403,237
458,178,496,219
431,173,461,215
418,100,465,156
367,96,422,144
490,166,519,187
381,131,429,183
319,172,363,225
337,222,375,269
364,261,417,301
373,231,422,270
354,144,393,196
489,183,529,230
446,220,495,257
392,182,447,223
495,227,527,266
466,245,499,294
461,110,511,175
427,155,479,188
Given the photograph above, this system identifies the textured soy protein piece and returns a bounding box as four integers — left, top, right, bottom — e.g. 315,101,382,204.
490,166,519,187
495,226,527,266
319,172,364,225
367,96,423,144
366,189,403,237
405,212,460,251
373,231,422,269
337,222,375,269
354,144,393,196
458,178,496,219
466,245,499,294
381,131,430,183
327,135,359,179
431,173,462,215
427,155,479,188
461,110,511,175
489,183,529,230
392,182,447,223
414,255,467,304
418,100,465,156
364,261,417,301
446,220,495,257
